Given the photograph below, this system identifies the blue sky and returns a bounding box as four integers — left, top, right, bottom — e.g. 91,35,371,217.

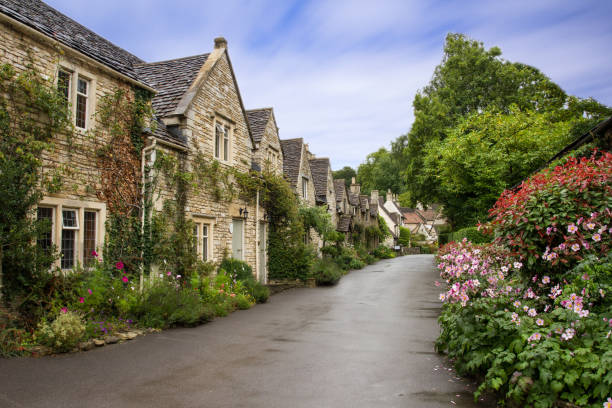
46,0,612,170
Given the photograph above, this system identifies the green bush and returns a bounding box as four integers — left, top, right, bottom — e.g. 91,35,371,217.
311,258,343,286
449,227,491,244
131,280,210,329
372,245,395,259
249,281,270,304
36,311,85,353
233,294,253,310
219,258,253,281
398,226,411,247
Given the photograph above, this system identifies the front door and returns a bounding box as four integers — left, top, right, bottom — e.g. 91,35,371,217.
258,222,267,283
232,219,244,260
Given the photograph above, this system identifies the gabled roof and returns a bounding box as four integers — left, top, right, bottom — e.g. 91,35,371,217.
245,108,273,143
333,179,346,203
337,215,352,233
145,118,187,147
370,201,378,217
0,0,145,83
359,195,369,212
134,54,209,118
416,208,438,222
403,210,425,224
280,138,303,187
309,158,331,203
348,191,359,207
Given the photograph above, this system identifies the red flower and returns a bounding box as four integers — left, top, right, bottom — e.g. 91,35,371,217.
122,276,128,283
78,297,84,303
116,261,124,270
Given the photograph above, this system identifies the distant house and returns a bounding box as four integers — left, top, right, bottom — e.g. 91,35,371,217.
247,108,283,175
280,138,321,248
333,179,352,239
309,157,337,226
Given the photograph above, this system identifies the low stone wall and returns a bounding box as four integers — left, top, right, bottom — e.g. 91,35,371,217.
402,247,421,255
267,278,313,294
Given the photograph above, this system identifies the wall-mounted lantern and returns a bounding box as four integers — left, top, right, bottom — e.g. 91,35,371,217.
239,207,249,220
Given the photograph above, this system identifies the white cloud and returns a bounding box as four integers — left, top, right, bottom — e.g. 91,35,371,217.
45,0,612,169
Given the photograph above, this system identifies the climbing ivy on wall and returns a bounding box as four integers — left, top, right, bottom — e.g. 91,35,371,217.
0,62,72,319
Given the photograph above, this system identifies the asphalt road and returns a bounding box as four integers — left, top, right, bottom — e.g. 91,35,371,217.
0,255,493,408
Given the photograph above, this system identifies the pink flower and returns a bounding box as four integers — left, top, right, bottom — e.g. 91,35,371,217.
439,293,445,301
604,397,612,408
527,332,541,343
78,297,84,303
167,271,171,276
571,243,580,252
87,288,92,295
536,318,544,326
230,293,236,298
61,307,68,313
585,222,596,230
567,224,578,234
592,233,601,242
122,276,128,283
542,276,550,284
528,308,537,317
91,250,98,257
116,261,124,270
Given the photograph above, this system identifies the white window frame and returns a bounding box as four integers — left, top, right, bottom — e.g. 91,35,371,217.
213,118,233,163
192,217,214,262
57,63,96,131
37,197,106,271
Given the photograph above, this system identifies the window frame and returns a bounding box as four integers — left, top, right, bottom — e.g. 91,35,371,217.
36,198,106,270
56,64,96,131
213,118,233,163
192,217,213,262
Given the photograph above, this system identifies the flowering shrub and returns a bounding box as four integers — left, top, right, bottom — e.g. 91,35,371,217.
437,239,612,406
489,151,611,276
36,311,86,353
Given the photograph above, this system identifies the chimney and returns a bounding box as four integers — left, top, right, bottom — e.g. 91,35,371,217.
350,177,360,194
214,37,227,49
370,190,379,204
386,189,393,203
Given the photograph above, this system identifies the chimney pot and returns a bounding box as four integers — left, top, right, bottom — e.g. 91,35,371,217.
214,37,228,49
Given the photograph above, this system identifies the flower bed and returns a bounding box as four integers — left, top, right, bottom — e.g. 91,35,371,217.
436,151,612,407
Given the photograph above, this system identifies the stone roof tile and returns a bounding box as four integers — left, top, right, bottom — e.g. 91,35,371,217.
245,108,272,143
0,0,145,82
337,214,352,233
309,158,331,202
134,54,209,117
279,138,303,187
348,191,359,206
333,179,345,203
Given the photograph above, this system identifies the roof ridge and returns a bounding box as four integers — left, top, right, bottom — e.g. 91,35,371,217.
246,107,273,112
136,53,210,66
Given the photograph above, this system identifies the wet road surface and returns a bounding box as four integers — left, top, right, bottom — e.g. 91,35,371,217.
0,255,494,407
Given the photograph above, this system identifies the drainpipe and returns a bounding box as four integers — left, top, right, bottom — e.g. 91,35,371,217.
255,189,260,281
140,138,157,292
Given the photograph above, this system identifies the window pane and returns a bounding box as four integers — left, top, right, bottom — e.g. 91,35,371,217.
62,210,78,228
215,132,220,158
193,225,199,252
202,225,208,261
77,78,87,95
223,133,229,161
37,207,53,252
61,229,75,269
58,71,70,104
76,94,87,128
83,211,96,266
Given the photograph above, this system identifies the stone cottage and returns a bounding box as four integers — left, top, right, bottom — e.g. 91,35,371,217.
308,157,337,226
0,0,156,270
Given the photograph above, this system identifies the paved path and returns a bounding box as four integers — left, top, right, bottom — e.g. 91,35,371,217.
0,255,493,408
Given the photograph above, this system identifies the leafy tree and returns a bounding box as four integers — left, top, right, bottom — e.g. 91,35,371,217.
404,33,568,205
356,148,403,195
332,166,356,189
425,108,577,227
398,227,411,247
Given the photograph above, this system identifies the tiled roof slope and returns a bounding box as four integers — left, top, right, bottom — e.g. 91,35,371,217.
333,179,345,203
280,138,303,187
0,0,145,81
416,208,437,222
148,118,187,147
309,158,331,202
359,195,369,212
403,210,425,224
245,108,272,143
348,191,359,206
134,54,209,117
337,215,352,233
